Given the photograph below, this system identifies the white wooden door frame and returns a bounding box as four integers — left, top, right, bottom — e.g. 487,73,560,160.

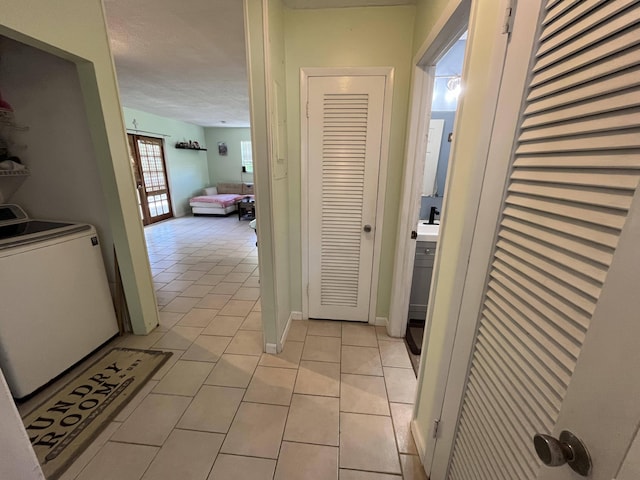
387,0,471,338
393,0,518,472
300,67,394,324
427,1,548,477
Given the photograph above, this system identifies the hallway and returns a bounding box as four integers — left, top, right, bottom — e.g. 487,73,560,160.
59,216,423,479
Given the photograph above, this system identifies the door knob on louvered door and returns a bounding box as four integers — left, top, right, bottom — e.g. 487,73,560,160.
363,224,372,233
533,430,591,476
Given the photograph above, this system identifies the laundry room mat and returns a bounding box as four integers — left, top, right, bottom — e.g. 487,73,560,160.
21,347,172,479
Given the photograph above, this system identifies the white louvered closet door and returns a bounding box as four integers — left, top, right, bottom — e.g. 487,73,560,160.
448,1,640,479
307,75,386,321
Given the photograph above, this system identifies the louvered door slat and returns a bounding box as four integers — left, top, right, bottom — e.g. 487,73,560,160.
494,249,596,317
534,5,640,72
542,0,581,26
475,342,551,433
459,397,513,480
503,205,619,249
505,193,628,230
510,168,639,189
519,109,640,140
493,258,595,330
500,218,612,264
532,33,640,91
491,268,588,344
513,151,640,169
456,419,501,479
530,46,640,98
524,89,640,125
498,229,608,282
487,285,578,370
484,297,572,388
481,321,562,415
539,0,637,51
483,306,567,401
508,181,634,209
320,92,367,308
497,238,601,299
448,2,640,477
467,381,533,478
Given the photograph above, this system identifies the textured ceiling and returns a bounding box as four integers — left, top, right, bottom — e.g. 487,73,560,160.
103,0,249,127
103,0,416,128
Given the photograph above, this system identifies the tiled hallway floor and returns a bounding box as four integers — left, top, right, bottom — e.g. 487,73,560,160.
39,216,425,480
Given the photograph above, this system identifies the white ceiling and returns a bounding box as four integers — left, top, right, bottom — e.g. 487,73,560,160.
103,0,416,128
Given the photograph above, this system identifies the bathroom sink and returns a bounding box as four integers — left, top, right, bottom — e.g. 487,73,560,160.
417,222,439,242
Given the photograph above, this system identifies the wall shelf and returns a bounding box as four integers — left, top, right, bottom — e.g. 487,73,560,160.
0,167,30,176
175,146,207,151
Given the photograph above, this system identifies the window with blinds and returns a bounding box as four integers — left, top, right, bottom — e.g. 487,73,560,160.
241,140,253,173
448,1,640,479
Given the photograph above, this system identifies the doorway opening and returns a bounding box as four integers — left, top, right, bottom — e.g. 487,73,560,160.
127,134,173,225
406,31,468,369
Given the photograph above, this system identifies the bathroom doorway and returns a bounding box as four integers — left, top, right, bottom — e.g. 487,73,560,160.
405,31,468,369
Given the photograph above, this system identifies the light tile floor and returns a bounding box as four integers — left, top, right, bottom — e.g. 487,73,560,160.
25,216,426,480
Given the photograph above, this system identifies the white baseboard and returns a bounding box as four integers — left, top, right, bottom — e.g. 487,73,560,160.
267,312,304,354
278,311,302,352
375,316,388,327
411,418,427,465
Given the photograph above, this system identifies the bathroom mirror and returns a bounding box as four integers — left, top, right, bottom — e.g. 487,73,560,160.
421,32,467,199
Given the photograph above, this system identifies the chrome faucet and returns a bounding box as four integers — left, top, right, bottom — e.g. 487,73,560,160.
428,206,440,225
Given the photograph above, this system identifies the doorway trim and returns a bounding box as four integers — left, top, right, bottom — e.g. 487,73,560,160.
388,0,471,339
388,0,517,472
300,66,394,324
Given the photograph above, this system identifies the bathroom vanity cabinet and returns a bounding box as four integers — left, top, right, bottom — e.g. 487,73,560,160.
408,240,436,320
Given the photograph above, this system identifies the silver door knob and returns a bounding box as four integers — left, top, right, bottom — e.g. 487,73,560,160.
363,225,372,233
533,430,591,476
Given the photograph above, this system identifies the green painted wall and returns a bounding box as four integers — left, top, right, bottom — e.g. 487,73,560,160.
283,5,416,318
122,107,209,217
412,0,455,55
204,127,253,184
0,0,157,335
245,0,279,347
267,0,292,345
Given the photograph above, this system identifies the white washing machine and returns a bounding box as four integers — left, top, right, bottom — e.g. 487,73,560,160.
0,204,119,399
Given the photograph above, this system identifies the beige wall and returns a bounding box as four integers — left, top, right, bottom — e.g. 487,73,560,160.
0,0,158,335
283,5,416,318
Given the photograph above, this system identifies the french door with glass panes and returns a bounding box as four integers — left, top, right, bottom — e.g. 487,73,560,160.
127,134,173,225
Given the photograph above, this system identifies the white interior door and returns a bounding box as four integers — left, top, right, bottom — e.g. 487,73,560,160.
307,75,386,321
441,1,640,479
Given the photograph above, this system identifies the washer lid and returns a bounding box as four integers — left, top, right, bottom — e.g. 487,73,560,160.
0,204,28,225
0,204,90,249
0,220,75,240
